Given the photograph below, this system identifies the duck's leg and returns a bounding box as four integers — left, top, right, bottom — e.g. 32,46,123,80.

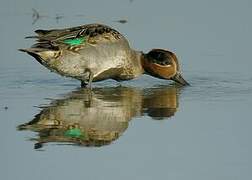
87,70,94,89
81,81,87,88
81,69,94,89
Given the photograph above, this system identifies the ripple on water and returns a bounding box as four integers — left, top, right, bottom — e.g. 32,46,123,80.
1,66,252,103
0,66,77,100
182,71,252,102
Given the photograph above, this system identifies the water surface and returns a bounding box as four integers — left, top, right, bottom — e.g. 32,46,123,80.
1,0,252,179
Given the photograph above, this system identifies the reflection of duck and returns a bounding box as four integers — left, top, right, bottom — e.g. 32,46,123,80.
18,86,180,149
20,24,189,87
142,87,178,120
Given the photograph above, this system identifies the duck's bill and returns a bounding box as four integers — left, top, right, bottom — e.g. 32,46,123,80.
171,73,190,86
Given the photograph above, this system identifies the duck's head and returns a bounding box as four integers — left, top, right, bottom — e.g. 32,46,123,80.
142,49,189,86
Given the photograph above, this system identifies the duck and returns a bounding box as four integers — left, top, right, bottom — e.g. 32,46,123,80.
19,23,189,87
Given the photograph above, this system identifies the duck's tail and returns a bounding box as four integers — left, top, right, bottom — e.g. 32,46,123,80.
19,48,48,64
19,47,59,67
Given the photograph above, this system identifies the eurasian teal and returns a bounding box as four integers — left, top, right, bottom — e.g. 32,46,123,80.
20,23,189,87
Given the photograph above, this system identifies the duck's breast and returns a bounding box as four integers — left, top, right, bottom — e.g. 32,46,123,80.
57,37,133,81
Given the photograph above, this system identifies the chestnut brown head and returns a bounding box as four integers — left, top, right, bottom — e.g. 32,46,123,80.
142,49,189,86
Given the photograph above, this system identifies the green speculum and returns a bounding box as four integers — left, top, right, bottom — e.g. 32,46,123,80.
63,37,85,45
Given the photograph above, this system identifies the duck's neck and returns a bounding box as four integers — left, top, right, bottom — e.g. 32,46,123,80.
137,51,156,75
130,50,145,77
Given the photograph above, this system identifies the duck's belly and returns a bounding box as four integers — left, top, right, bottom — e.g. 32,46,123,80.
57,39,134,82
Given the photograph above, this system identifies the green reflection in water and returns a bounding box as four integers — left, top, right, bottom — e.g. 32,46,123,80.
18,85,181,149
64,128,85,139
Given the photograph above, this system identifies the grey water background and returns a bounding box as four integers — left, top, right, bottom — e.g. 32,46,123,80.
1,0,252,179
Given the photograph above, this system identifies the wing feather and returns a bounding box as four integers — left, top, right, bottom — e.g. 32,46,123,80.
26,24,122,50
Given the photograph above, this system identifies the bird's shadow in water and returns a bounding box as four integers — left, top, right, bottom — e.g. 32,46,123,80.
18,85,182,150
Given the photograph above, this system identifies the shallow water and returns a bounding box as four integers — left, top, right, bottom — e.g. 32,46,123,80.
1,0,252,179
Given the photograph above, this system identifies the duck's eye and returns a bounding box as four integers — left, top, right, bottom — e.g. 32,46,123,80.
147,51,171,66
163,61,171,66
148,51,167,61
160,61,167,66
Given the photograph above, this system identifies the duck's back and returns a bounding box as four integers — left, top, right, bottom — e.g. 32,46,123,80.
24,24,140,82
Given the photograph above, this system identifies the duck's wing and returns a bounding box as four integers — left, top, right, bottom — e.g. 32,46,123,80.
26,24,123,50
